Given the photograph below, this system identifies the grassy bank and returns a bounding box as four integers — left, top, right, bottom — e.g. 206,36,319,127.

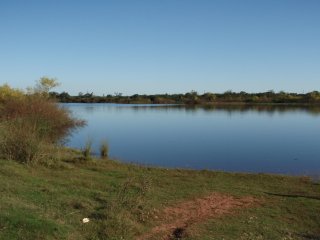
0,151,319,240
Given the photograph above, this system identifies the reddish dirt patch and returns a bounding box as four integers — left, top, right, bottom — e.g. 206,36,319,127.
137,193,257,240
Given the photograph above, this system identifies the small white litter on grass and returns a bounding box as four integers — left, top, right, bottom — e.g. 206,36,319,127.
82,218,90,223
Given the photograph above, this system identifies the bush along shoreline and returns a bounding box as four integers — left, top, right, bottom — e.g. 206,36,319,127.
0,78,85,164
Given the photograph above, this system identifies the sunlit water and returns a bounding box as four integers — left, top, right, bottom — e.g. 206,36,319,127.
64,103,320,176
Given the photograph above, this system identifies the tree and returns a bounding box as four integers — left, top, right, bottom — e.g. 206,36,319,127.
28,77,60,96
306,91,320,102
202,92,216,102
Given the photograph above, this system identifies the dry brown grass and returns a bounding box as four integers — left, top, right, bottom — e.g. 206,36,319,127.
0,94,85,163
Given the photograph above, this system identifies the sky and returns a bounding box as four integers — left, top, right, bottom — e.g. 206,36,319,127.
0,0,320,95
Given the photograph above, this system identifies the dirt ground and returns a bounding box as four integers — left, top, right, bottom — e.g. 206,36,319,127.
137,193,257,240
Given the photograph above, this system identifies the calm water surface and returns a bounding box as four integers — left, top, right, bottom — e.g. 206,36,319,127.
65,103,320,176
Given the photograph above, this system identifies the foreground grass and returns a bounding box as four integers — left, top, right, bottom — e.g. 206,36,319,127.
0,154,319,240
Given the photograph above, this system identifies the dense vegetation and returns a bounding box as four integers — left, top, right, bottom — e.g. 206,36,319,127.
51,90,320,104
0,78,84,164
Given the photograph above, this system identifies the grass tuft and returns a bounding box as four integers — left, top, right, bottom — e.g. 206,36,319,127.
100,140,109,159
82,140,92,161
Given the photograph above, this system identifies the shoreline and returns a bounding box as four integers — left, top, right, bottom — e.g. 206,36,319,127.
60,100,320,106
1,155,319,239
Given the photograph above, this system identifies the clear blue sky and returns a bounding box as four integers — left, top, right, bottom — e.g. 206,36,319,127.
1,0,319,95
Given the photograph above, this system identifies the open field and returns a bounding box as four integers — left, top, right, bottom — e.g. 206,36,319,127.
0,151,319,240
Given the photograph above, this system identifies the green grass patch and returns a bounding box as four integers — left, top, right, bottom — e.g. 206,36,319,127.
0,157,319,239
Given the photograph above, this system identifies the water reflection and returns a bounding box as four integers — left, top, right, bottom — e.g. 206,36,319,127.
64,103,320,176
70,103,320,115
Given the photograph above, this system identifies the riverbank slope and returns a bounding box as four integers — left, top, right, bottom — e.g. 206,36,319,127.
0,154,319,239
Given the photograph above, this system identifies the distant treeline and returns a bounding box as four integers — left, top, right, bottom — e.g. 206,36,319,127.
50,90,320,104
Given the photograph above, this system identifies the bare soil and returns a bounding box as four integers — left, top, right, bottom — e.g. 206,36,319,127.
137,193,257,240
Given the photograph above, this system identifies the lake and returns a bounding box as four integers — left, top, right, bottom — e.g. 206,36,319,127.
65,103,320,176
